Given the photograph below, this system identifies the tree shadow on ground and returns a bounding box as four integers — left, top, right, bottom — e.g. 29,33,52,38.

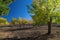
34,33,54,40
34,33,50,40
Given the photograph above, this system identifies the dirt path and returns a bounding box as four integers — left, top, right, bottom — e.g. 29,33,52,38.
0,26,60,40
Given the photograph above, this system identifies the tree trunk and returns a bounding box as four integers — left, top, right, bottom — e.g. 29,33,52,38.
47,17,52,35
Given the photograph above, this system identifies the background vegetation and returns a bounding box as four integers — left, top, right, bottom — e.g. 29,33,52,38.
0,17,33,26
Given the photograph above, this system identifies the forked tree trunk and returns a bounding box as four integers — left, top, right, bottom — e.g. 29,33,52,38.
47,17,52,35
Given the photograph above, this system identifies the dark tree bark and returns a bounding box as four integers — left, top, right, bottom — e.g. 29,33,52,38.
47,17,52,35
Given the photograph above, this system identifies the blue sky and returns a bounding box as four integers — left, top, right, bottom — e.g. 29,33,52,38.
1,0,32,22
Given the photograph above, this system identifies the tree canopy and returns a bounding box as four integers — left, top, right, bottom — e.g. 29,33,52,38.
11,17,33,24
0,18,9,26
27,0,60,25
0,0,13,16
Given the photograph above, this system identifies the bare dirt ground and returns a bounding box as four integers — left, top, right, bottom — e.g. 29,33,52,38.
0,26,60,40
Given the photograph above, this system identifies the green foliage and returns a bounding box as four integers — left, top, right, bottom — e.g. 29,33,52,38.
17,17,23,24
0,0,13,16
17,17,29,24
27,0,60,25
11,17,33,24
0,18,9,26
0,18,6,23
11,18,18,24
0,17,33,26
